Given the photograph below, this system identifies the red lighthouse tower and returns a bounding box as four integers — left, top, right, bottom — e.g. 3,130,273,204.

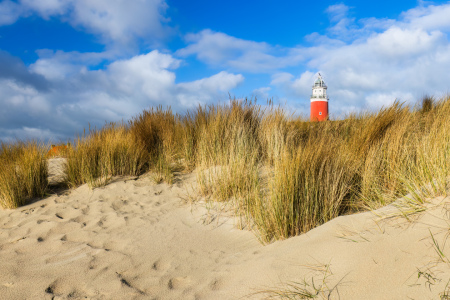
310,74,329,121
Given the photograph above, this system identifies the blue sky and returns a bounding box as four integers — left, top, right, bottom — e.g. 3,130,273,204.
1,0,450,141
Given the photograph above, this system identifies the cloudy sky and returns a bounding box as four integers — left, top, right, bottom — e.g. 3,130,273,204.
1,0,450,142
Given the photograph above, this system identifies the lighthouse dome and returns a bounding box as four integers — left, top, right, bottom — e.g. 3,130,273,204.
314,76,326,87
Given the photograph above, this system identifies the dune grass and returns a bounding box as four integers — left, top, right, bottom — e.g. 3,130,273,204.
0,141,48,209
65,124,147,188
189,97,450,242
2,96,450,243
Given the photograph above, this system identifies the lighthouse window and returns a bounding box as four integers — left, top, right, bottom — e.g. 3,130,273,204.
319,112,322,115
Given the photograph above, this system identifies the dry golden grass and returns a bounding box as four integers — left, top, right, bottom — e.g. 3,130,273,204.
129,107,184,183
65,124,147,188
0,141,48,209
2,96,450,244
192,97,450,242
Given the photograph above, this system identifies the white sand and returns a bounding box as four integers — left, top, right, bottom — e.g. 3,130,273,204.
1,160,450,299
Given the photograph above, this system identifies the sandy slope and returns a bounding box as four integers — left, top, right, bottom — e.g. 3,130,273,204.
1,159,450,299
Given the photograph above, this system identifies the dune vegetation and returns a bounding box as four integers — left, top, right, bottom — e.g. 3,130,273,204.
0,141,48,209
1,96,450,242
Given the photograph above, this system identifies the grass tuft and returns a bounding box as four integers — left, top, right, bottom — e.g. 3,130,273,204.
65,124,147,188
0,141,48,208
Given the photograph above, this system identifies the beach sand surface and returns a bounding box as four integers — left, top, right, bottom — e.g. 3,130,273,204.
1,159,450,299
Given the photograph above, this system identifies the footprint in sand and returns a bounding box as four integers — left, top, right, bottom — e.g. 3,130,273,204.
97,216,107,228
209,278,223,291
71,215,89,227
53,205,80,220
45,278,86,299
168,277,192,290
81,206,90,215
61,230,93,243
152,258,171,272
209,250,225,263
98,213,126,230
21,208,35,215
111,199,130,212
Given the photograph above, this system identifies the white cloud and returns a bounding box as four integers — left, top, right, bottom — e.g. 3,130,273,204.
68,0,170,45
29,49,114,80
0,0,23,25
177,71,243,93
176,29,306,72
252,87,271,100
106,51,179,100
20,0,71,18
365,92,415,109
367,27,445,58
326,3,350,23
176,71,244,107
270,72,294,86
401,4,450,31
177,30,270,65
1,0,171,46
271,71,317,98
1,79,51,111
0,127,58,143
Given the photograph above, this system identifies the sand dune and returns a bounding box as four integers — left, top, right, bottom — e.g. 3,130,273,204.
1,160,450,299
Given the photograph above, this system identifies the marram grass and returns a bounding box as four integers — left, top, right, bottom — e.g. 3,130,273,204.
65,124,147,188
2,96,450,243
0,141,48,209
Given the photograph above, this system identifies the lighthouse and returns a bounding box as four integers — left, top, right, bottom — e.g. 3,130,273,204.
310,73,329,121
